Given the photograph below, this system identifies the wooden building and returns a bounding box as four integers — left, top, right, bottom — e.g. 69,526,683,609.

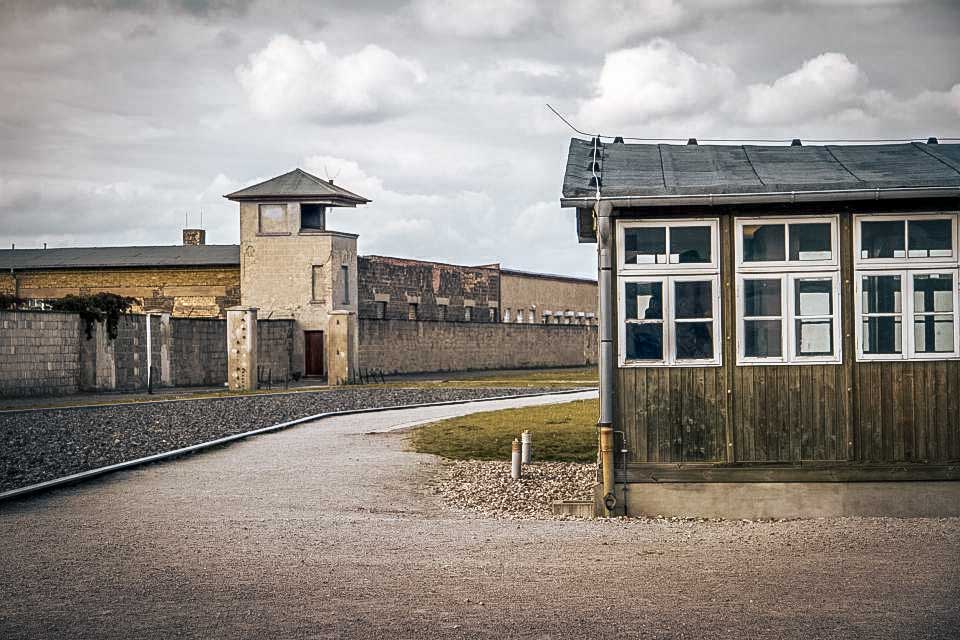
562,137,960,517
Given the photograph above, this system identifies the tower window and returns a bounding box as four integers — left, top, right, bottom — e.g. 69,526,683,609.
301,204,326,231
340,265,350,305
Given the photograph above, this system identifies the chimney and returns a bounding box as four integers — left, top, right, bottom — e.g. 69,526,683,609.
183,229,206,246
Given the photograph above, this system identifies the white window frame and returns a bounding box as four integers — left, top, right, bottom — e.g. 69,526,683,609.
854,213,958,268
855,268,960,361
619,274,722,367
735,215,839,272
736,272,842,365
617,218,720,273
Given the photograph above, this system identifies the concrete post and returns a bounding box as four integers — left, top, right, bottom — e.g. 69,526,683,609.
511,439,522,480
326,310,357,385
227,306,258,391
158,312,172,387
521,430,532,464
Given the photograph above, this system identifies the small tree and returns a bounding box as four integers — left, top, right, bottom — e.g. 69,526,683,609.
49,293,136,339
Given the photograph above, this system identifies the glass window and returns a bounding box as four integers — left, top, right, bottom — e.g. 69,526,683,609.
908,219,952,258
794,279,834,357
860,275,902,355
300,204,325,231
625,281,664,361
742,224,785,262
674,280,714,360
913,273,954,353
789,223,832,261
670,226,711,264
258,204,287,234
624,227,666,265
743,279,783,359
861,220,904,260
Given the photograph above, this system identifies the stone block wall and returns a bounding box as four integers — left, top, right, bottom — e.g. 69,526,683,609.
0,311,81,397
257,319,295,383
358,319,598,374
357,256,499,322
171,318,228,386
111,315,163,391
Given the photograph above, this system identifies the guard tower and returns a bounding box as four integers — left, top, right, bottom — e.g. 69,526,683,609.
225,169,370,380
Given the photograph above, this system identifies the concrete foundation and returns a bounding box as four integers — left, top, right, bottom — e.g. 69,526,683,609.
619,481,960,519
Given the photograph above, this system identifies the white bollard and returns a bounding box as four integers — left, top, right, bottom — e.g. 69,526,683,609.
511,438,522,480
521,430,532,464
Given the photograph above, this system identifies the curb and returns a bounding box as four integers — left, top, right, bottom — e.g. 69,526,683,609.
0,387,598,504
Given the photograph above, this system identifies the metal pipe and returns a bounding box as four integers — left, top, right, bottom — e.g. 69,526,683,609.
511,438,522,480
561,185,960,209
521,430,532,464
599,426,615,516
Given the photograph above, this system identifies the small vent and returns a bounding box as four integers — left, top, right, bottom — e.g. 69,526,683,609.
791,138,803,146
687,138,698,145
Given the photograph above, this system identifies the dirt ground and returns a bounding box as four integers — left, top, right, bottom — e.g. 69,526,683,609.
1,392,957,640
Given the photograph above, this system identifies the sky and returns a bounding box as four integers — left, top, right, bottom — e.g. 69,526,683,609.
1,0,958,278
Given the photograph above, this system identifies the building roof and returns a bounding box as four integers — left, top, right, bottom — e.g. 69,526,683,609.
224,168,370,205
0,245,240,270
561,139,960,207
499,267,596,285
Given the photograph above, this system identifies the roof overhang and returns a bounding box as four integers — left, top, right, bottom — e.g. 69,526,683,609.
561,185,960,209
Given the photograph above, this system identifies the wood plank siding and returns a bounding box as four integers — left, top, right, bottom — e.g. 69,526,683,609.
614,210,960,480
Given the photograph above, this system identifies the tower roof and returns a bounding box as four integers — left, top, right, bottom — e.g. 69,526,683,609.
224,168,370,206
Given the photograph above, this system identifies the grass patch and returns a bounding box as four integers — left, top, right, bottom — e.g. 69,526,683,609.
409,398,599,463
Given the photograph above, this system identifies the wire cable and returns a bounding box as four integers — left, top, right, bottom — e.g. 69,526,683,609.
546,104,960,144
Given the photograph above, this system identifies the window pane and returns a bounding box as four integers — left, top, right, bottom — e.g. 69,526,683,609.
626,323,663,360
913,273,954,313
860,220,904,259
670,226,711,263
675,281,712,319
744,319,782,358
914,315,954,353
861,275,901,314
624,227,666,265
796,319,833,356
744,279,781,317
862,317,902,355
676,322,713,360
259,204,286,233
795,279,833,316
908,219,952,258
789,223,832,261
742,224,785,262
625,282,663,320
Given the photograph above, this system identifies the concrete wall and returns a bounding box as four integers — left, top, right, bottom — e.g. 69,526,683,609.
257,319,295,382
0,266,241,318
357,256,499,322
359,318,598,374
0,311,81,397
171,318,227,386
500,271,597,325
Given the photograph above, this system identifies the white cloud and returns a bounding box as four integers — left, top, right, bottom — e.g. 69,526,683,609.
743,53,866,125
556,0,687,48
236,35,426,123
577,39,737,128
412,0,539,38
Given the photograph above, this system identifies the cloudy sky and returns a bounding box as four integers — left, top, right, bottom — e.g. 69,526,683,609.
2,0,958,278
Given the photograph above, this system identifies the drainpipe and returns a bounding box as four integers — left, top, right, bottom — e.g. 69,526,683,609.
596,200,617,516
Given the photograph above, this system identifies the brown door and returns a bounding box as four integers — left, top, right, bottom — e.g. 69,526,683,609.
305,331,324,377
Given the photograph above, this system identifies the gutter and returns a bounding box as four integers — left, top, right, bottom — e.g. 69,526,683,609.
560,185,960,208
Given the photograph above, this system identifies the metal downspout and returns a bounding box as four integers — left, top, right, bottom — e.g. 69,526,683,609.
595,200,617,516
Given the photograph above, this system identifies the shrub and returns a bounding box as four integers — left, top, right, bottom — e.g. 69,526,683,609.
49,293,136,339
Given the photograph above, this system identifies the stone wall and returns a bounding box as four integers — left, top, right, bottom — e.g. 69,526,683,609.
357,256,499,322
0,266,241,318
0,311,81,397
499,270,597,325
0,311,297,397
359,318,598,374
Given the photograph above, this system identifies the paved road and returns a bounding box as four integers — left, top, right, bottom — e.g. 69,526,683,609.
1,391,958,640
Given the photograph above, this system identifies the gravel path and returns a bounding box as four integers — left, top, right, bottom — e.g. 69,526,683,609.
430,461,595,518
1,393,957,639
0,386,567,493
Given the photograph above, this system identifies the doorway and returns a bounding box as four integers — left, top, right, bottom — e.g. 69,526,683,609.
305,331,324,377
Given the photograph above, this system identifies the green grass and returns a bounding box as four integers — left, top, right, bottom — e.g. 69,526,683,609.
409,398,600,463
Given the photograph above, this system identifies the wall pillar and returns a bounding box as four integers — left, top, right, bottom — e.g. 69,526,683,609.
158,312,172,387
326,310,356,385
227,306,258,391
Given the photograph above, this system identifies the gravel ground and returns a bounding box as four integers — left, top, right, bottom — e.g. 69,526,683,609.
0,386,564,493
430,460,595,518
1,395,957,639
